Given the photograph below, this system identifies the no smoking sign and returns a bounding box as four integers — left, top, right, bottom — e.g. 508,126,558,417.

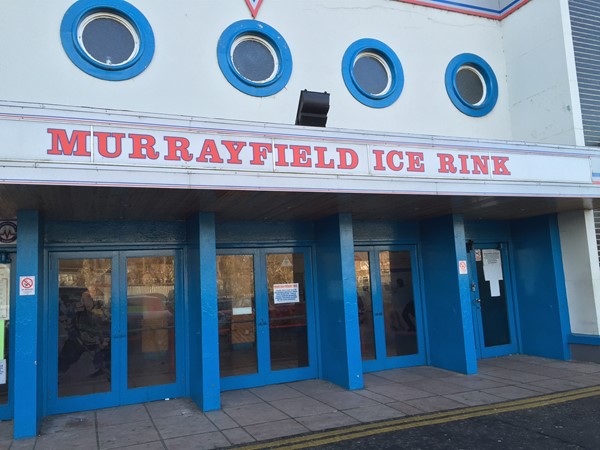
19,276,36,296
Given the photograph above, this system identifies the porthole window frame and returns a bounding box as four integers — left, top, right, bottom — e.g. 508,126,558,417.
342,39,404,109
445,53,498,117
217,20,292,97
61,0,155,81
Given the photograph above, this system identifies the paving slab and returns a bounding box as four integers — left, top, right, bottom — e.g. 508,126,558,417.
296,411,360,431
221,427,256,445
153,412,217,440
343,404,406,423
309,390,380,410
270,395,337,418
244,418,309,441
164,431,230,450
223,402,289,427
404,395,468,413
96,404,150,427
444,390,506,407
97,419,160,450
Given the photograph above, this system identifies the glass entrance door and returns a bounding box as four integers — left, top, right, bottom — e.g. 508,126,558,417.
48,250,182,414
355,247,425,372
0,254,14,421
467,244,518,358
218,248,316,390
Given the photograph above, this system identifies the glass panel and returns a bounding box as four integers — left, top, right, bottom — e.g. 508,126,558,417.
354,54,389,95
380,251,418,357
456,66,485,105
217,255,257,377
0,263,9,405
267,253,309,371
354,252,376,361
58,259,112,397
232,38,276,83
476,251,511,347
82,16,136,65
127,257,176,388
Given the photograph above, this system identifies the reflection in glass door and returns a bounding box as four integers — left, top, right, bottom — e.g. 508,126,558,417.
126,256,176,389
0,257,14,420
218,248,315,390
57,258,112,398
355,247,424,372
49,251,182,414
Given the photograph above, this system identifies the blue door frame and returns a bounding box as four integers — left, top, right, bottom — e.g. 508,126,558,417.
219,247,318,391
0,252,15,421
356,245,426,373
467,243,519,359
47,249,186,415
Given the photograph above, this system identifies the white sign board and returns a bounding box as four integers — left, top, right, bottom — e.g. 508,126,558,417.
482,250,503,297
19,276,36,296
0,106,599,198
273,283,300,304
0,359,5,385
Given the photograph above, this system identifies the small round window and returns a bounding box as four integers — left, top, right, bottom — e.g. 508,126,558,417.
342,39,404,108
61,0,155,81
231,36,278,84
78,13,139,67
445,54,498,117
353,52,392,97
218,20,292,97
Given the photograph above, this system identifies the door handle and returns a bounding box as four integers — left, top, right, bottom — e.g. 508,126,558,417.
474,298,481,304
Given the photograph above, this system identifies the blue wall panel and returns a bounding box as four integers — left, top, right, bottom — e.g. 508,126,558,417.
420,215,477,374
217,221,315,245
14,211,43,438
187,213,220,410
465,220,511,242
315,214,363,389
510,215,571,359
353,220,419,243
45,221,185,245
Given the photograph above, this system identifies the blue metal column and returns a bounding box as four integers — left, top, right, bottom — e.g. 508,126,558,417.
187,213,220,410
13,210,43,438
315,213,363,389
420,214,477,374
511,215,571,359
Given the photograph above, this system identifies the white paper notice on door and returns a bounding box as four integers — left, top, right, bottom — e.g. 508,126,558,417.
273,283,300,304
0,359,6,385
482,249,503,297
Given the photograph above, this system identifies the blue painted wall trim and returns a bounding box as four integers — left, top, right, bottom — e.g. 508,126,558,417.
568,334,600,346
315,214,363,389
187,213,220,411
14,210,43,438
510,215,571,360
420,215,477,374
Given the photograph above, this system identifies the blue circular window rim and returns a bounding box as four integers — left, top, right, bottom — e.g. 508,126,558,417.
217,20,292,97
342,39,404,109
445,53,498,117
61,0,155,81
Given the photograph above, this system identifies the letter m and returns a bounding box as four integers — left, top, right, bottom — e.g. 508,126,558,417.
47,128,91,156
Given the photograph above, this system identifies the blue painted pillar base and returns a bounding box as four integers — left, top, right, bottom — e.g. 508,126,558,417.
187,213,220,411
420,215,477,375
315,213,363,390
14,210,43,439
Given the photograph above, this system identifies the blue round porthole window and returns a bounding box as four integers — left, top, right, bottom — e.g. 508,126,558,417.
61,0,155,81
445,53,498,117
342,39,404,108
217,20,292,97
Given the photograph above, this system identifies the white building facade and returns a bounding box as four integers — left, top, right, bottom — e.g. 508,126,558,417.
1,0,599,438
